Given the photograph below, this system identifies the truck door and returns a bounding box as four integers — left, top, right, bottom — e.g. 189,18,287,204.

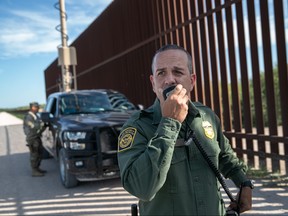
42,97,58,157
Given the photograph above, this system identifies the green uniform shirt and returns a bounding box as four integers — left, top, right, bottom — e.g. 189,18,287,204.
118,99,247,216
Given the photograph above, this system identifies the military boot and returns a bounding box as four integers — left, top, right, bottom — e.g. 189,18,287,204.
37,168,47,173
32,169,44,177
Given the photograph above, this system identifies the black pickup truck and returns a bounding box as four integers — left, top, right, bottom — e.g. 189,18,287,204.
40,89,138,188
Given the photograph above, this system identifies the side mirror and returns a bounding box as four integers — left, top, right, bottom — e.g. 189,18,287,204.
39,112,51,123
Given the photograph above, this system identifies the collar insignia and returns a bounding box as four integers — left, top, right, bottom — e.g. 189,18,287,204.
202,121,214,139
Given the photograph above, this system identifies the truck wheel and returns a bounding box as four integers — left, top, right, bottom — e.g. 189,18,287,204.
59,148,78,188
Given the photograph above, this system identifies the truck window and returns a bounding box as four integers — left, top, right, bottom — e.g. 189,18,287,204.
45,97,57,116
60,92,113,115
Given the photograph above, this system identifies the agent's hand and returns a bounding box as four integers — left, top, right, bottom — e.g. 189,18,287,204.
228,187,252,213
158,84,189,123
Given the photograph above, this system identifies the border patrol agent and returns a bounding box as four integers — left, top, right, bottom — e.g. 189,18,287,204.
118,45,253,215
23,102,46,177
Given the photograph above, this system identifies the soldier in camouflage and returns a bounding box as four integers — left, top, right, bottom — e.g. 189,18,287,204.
23,102,46,177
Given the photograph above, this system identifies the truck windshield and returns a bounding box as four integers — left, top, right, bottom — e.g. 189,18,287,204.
60,92,113,115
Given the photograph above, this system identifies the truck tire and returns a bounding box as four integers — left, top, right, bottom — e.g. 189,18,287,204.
59,148,78,188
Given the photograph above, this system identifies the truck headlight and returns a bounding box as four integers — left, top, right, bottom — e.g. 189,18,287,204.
70,142,86,150
63,141,86,150
64,131,86,140
63,132,86,150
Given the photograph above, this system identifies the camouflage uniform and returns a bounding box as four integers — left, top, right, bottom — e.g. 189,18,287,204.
23,111,45,175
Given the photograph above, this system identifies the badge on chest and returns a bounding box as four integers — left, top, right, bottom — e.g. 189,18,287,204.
202,121,214,139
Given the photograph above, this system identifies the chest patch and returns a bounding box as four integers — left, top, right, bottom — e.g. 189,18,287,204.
118,127,137,152
202,121,214,139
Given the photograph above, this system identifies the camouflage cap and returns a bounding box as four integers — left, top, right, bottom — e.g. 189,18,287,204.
30,102,40,108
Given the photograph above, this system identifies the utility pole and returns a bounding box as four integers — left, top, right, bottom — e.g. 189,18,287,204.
57,0,77,92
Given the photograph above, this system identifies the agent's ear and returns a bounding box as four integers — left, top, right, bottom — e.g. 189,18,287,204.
150,75,156,93
190,73,197,91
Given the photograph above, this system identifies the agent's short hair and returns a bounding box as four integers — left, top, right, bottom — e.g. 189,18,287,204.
151,44,193,74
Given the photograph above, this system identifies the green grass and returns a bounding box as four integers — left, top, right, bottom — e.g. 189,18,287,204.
246,167,270,179
9,112,26,120
247,166,288,187
0,105,45,120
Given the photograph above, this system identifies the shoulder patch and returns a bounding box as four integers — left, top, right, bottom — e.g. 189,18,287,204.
27,121,35,128
118,127,137,152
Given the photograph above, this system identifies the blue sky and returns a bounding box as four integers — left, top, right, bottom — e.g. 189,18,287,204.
0,0,113,108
